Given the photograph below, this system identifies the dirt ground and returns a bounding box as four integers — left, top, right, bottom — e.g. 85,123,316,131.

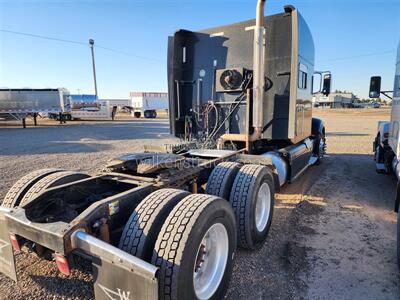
0,109,399,299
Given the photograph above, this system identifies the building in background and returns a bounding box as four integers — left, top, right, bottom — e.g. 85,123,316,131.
313,92,356,108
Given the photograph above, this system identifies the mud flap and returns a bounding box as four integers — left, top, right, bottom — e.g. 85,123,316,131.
0,208,17,282
71,230,158,300
92,259,157,300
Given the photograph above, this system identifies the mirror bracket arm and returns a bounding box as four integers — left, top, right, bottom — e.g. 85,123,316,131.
381,91,394,100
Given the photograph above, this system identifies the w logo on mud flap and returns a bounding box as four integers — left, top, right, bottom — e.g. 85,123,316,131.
0,239,9,253
0,239,11,266
98,284,131,300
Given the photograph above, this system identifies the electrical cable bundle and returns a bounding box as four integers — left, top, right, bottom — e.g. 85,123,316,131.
202,72,253,148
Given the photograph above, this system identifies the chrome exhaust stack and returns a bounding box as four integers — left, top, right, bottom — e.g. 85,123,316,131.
252,0,266,138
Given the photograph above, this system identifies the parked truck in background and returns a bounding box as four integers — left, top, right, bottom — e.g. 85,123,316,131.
0,88,70,127
370,41,400,268
0,2,331,299
130,92,168,118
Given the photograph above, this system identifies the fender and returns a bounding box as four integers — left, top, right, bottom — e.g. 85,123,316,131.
312,117,325,136
376,121,390,146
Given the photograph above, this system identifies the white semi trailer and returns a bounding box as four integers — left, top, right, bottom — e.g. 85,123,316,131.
130,92,168,118
0,88,70,127
370,41,400,267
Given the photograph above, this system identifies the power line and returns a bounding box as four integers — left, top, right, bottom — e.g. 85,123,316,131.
3,28,394,64
0,29,86,45
0,28,164,62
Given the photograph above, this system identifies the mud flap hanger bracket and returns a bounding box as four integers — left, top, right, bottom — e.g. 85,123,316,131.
71,230,158,300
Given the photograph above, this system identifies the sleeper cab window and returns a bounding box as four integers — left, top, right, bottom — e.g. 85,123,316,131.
298,63,308,90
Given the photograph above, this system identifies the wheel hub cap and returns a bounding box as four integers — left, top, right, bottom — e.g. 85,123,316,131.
255,182,271,232
193,223,229,300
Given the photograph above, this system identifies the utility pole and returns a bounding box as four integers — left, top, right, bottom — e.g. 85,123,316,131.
89,39,98,99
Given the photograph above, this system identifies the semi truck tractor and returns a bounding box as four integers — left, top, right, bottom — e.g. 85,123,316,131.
0,2,331,299
370,41,400,268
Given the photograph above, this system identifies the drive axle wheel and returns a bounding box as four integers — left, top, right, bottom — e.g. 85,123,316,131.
205,162,241,200
19,171,90,207
229,164,275,250
119,189,189,262
2,168,62,208
152,194,236,300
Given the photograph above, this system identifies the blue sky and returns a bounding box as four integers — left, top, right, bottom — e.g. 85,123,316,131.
0,0,399,99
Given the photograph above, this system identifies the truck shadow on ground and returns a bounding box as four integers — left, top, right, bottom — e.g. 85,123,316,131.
226,153,399,299
30,275,94,298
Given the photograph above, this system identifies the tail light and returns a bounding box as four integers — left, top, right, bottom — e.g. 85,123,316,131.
55,254,71,276
9,233,20,252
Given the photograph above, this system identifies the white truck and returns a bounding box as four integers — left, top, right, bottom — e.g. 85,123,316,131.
130,92,168,118
370,41,400,267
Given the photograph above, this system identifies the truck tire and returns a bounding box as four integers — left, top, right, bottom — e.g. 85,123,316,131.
152,194,236,300
134,112,141,118
205,162,241,200
19,171,90,207
118,189,189,262
229,164,275,250
2,169,62,208
144,110,151,118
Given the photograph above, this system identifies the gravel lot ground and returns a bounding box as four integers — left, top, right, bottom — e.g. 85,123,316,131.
0,109,399,299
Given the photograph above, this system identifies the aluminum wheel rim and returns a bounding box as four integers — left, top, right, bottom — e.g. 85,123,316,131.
193,223,229,300
255,182,271,232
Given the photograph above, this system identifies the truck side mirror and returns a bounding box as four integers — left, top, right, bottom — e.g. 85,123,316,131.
312,71,331,95
322,74,331,96
369,76,382,98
